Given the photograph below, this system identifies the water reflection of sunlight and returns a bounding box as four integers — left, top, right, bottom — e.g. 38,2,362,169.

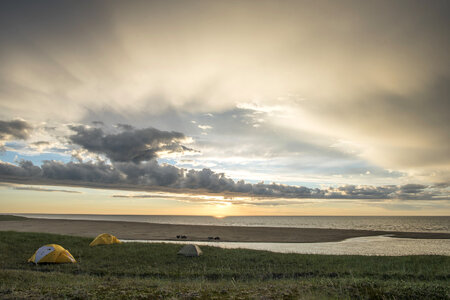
123,236,450,256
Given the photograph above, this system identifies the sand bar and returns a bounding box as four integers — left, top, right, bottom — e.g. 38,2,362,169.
1,218,449,243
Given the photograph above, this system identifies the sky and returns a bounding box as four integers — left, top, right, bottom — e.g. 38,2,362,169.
0,0,449,216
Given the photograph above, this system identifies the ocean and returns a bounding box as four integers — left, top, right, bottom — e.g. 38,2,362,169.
14,214,450,233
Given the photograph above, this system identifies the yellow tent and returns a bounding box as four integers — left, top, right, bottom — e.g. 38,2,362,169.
28,244,76,264
89,233,122,246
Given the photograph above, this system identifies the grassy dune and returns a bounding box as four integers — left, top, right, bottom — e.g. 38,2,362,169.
0,231,449,299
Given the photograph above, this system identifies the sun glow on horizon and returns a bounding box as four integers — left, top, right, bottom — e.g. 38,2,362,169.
0,183,449,217
213,215,226,219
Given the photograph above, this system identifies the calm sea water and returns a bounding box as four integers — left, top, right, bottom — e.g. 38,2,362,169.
15,214,450,233
124,236,450,256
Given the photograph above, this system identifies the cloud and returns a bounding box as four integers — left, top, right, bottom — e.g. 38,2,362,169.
31,141,50,147
41,160,124,183
1,0,448,123
111,192,312,207
323,185,398,200
0,159,448,201
434,182,449,188
11,185,81,193
69,125,193,163
298,78,450,171
112,193,176,199
116,123,134,131
400,184,428,194
114,160,182,186
0,160,42,177
29,141,51,152
0,119,32,140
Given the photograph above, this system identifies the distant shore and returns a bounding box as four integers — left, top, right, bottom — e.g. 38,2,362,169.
1,217,449,243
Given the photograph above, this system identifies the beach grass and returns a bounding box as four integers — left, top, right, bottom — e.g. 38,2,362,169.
0,231,449,299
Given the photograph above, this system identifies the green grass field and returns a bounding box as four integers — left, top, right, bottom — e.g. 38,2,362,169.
0,231,448,299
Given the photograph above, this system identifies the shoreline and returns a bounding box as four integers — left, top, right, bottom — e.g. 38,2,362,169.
1,217,449,243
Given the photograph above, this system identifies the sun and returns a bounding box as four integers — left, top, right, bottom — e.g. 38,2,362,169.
210,201,232,218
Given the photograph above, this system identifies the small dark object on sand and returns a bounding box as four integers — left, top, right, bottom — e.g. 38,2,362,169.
214,236,220,240
181,235,187,239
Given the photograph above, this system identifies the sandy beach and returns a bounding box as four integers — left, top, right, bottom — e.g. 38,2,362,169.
1,217,449,243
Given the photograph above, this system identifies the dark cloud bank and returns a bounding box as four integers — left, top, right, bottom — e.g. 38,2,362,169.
0,124,448,201
69,125,193,163
0,119,32,140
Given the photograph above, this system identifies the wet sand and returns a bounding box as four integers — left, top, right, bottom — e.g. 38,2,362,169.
1,218,449,243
